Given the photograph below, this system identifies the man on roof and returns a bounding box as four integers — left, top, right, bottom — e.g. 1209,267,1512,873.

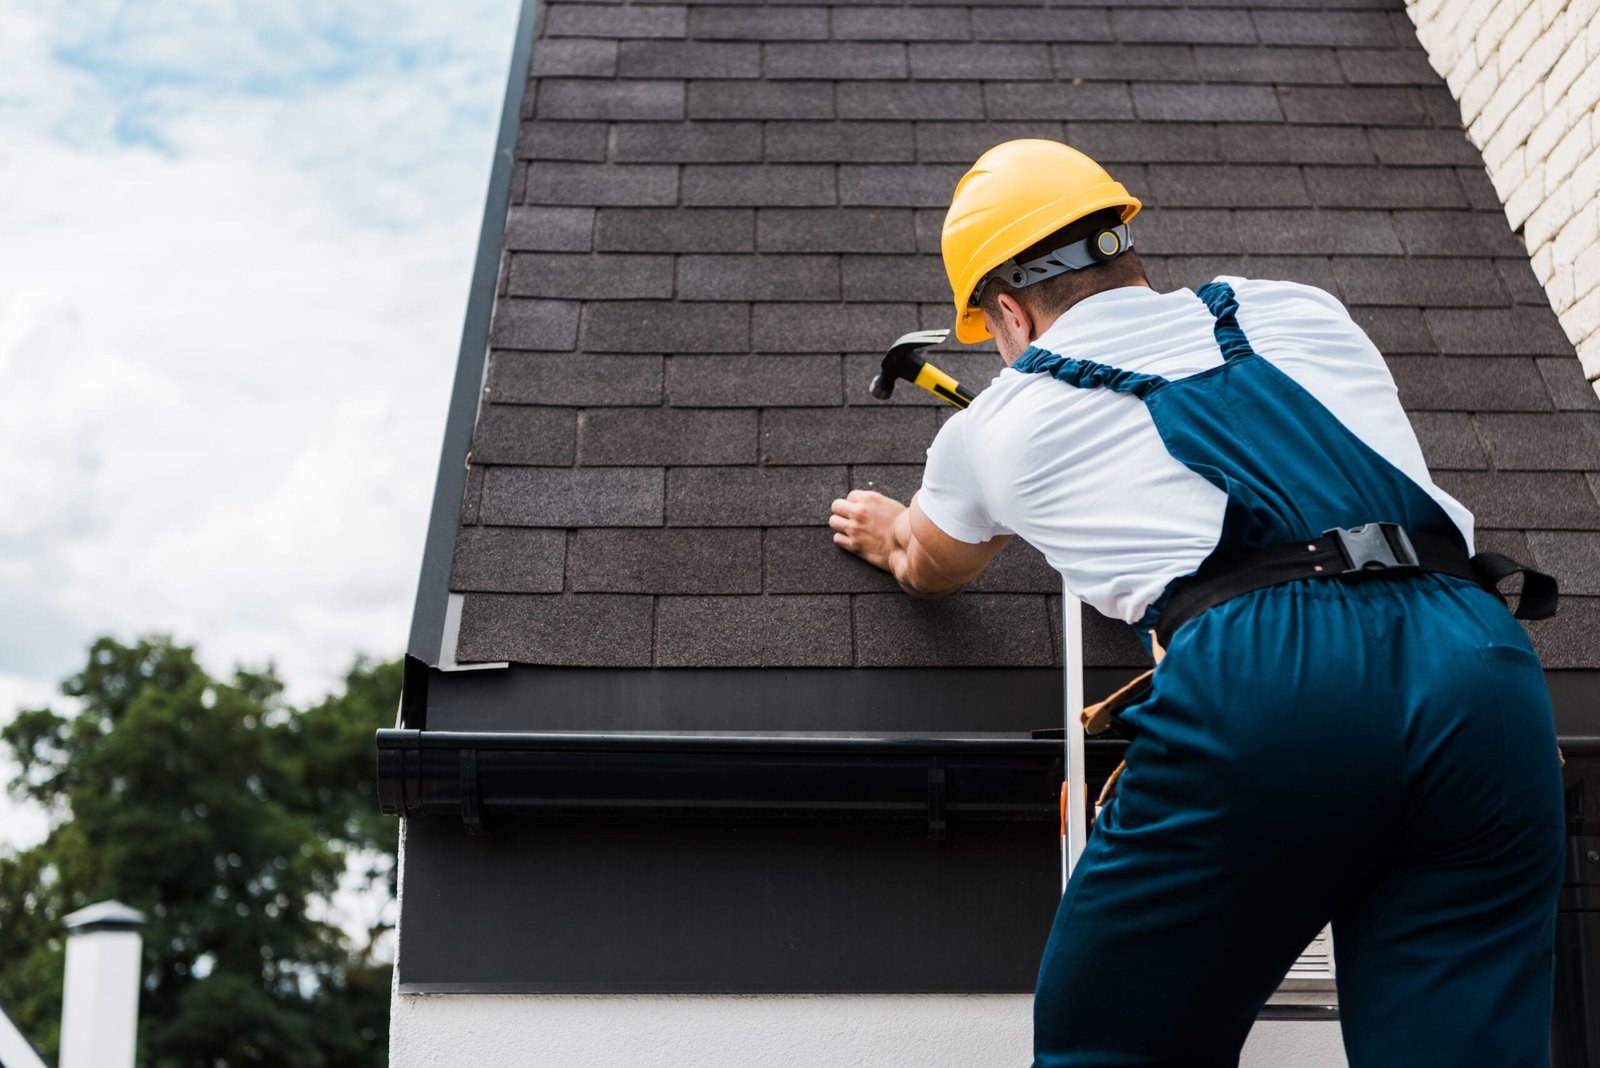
829,138,1563,1067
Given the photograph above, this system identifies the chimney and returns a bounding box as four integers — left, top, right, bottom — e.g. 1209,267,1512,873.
59,900,145,1068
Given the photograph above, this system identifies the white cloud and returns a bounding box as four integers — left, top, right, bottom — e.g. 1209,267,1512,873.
0,0,520,713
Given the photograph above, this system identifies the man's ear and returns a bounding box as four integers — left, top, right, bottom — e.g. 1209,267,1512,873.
995,291,1037,343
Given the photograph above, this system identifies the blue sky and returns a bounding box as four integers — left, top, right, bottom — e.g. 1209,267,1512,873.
0,0,521,850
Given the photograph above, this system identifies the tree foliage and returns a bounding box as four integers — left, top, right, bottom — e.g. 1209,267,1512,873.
0,636,399,1067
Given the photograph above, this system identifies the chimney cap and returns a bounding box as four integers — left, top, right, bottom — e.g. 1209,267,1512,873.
63,900,146,934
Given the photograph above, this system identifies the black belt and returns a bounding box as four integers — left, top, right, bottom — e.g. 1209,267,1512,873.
1154,523,1560,649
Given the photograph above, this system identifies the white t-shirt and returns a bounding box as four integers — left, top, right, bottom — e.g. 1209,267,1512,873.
917,277,1474,625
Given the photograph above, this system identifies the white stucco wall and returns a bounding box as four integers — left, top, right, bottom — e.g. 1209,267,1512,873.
389,993,1347,1068
1405,0,1600,391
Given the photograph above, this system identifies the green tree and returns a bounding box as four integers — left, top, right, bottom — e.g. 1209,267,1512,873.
0,636,399,1067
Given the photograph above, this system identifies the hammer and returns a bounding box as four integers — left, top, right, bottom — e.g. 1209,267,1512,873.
869,328,976,410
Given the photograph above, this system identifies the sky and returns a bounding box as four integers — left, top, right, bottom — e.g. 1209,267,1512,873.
0,0,521,852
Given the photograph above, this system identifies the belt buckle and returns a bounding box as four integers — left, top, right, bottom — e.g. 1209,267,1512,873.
1324,523,1419,575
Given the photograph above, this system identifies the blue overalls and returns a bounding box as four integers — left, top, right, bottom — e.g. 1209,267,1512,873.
1016,283,1566,1067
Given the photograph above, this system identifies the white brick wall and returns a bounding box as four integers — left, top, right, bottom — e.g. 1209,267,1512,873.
1407,0,1600,394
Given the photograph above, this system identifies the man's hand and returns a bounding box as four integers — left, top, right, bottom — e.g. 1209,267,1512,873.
829,489,1011,598
828,489,907,573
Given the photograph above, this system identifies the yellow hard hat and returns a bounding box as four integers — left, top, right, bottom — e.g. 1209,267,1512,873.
942,139,1142,344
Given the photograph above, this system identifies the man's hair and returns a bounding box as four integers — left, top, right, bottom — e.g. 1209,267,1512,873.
975,208,1148,325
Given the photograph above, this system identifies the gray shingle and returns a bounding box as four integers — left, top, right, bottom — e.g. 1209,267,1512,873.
451,528,567,593
690,6,829,40
527,163,679,206
1132,84,1282,123
688,80,833,119
531,39,619,78
1528,532,1600,596
1253,9,1395,45
764,526,902,593
1234,210,1400,255
973,9,1112,42
1387,357,1554,411
1304,167,1466,209
841,252,948,302
683,164,837,205
766,121,915,163
1366,128,1480,166
1522,597,1600,669
1336,48,1442,85
669,354,844,407
1434,471,1600,530
753,302,920,352
1056,44,1198,82
1350,306,1434,352
909,43,1051,80
668,465,848,525
833,7,972,40
967,540,1057,593
1238,254,1339,292
612,121,762,162
516,121,609,162
580,407,759,465
1133,210,1240,255
470,404,579,465
1193,46,1342,84
489,352,664,407
544,4,687,39
838,82,985,120
1536,358,1600,411
984,82,1135,121
489,298,581,350
762,407,939,463
482,466,665,526
1111,8,1256,43
656,595,853,666
505,206,595,251
1216,124,1373,164
679,254,842,301
1391,211,1527,257
536,79,686,121
1333,258,1508,307
1406,411,1486,469
853,594,1055,666
1424,308,1576,356
839,164,970,206
459,464,484,526
582,300,750,353
1498,259,1550,305
767,42,907,79
596,208,756,252
569,528,762,593
1148,165,1310,207
1476,413,1600,471
759,208,917,253
507,253,675,300
456,593,654,667
1065,122,1222,164
848,465,926,503
1278,85,1428,125
618,40,760,78
916,120,1064,162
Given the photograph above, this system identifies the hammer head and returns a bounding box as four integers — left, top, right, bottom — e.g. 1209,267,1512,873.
869,328,951,400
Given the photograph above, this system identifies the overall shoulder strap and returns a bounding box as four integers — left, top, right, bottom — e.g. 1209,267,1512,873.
1194,281,1256,362
1012,345,1167,399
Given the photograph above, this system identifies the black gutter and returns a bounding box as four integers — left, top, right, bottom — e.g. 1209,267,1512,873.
375,729,1140,838
405,0,541,671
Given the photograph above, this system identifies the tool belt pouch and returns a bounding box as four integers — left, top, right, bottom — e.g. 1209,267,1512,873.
1082,668,1154,736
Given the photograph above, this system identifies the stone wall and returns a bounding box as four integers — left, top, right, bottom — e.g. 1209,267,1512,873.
1406,0,1600,392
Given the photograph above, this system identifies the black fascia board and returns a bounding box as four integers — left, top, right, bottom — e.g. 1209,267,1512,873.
405,0,540,669
375,728,1132,838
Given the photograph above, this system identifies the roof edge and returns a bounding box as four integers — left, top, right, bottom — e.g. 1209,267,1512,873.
406,0,542,665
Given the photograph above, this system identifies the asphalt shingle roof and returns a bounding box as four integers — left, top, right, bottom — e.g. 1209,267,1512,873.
447,0,1600,671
